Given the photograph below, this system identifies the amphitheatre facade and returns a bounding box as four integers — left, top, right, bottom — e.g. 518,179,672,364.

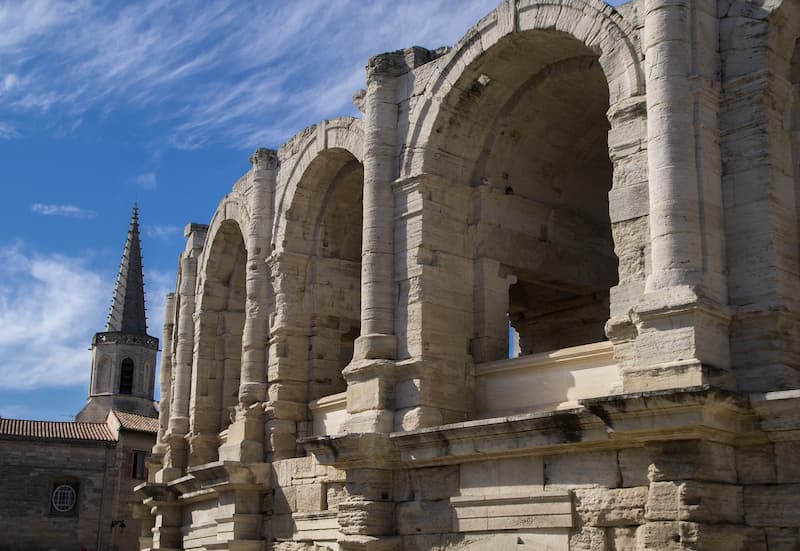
137,0,800,549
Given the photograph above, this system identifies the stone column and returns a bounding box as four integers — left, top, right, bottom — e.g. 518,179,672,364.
238,148,275,407
342,52,408,435
162,224,206,480
644,0,705,293
626,1,731,392
353,51,404,362
152,293,176,462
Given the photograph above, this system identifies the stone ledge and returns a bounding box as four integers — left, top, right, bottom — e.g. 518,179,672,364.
451,490,572,532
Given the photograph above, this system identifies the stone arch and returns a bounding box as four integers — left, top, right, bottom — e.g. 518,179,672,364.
390,0,645,425
188,201,249,466
267,120,365,457
274,117,364,254
406,0,643,178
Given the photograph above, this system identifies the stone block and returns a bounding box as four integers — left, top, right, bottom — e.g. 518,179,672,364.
574,486,648,527
569,526,606,551
396,500,453,535
460,456,543,496
736,444,776,484
295,483,325,513
775,441,800,483
609,527,639,551
645,481,742,524
410,466,459,501
766,528,800,551
545,451,619,489
744,484,800,527
619,448,651,488
647,440,737,484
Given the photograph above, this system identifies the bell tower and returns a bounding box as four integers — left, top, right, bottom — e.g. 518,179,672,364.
76,205,159,422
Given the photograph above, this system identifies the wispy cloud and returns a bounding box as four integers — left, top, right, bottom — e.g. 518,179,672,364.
0,0,513,149
145,224,180,240
133,172,157,190
31,203,96,218
0,121,17,139
0,245,110,390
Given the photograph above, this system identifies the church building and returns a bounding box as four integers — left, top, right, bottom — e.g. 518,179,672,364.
0,207,159,551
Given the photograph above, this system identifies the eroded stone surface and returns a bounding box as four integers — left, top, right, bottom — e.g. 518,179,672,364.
138,0,800,549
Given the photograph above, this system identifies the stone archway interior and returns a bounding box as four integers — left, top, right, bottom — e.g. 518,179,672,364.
307,150,363,400
201,220,246,436
434,31,619,362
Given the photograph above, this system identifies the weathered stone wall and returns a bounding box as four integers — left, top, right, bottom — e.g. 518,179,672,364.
0,439,115,551
141,0,800,549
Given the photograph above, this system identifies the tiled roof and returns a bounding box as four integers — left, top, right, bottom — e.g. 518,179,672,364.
112,411,159,433
0,418,116,442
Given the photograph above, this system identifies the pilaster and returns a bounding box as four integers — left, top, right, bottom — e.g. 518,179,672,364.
627,0,732,392
238,148,275,409
162,224,207,480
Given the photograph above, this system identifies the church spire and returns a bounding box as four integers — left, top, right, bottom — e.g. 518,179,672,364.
105,204,148,335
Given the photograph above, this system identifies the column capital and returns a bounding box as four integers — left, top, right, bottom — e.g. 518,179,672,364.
249,147,278,170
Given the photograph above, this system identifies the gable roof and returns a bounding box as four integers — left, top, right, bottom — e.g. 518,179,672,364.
0,418,116,442
111,410,159,434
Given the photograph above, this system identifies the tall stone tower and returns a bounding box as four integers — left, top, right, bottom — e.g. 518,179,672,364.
76,205,159,422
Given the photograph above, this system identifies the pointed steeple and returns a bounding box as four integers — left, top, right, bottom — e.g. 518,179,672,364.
105,204,148,335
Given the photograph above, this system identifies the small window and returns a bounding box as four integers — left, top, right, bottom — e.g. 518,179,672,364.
50,483,78,515
131,450,148,480
119,358,134,394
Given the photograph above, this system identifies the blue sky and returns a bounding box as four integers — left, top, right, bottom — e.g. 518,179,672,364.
0,0,625,421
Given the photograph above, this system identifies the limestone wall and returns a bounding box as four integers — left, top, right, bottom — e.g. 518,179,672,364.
0,439,116,551
140,0,800,549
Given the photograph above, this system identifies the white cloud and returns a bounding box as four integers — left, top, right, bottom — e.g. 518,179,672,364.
133,172,157,190
0,0,505,149
0,245,110,390
145,224,180,240
0,121,17,139
31,203,97,218
0,0,627,149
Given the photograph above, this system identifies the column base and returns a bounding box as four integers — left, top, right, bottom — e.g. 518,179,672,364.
353,333,396,360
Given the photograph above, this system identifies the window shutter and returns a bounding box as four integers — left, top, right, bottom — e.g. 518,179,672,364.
125,449,133,479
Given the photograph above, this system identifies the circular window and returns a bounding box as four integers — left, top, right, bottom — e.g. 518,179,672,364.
52,485,77,512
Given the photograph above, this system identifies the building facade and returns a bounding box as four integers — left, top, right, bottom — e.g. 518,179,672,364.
0,207,159,551
140,1,800,549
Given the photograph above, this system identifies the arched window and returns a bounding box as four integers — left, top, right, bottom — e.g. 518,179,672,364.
119,358,134,394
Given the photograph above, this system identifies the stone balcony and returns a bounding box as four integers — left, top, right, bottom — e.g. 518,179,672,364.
308,341,620,436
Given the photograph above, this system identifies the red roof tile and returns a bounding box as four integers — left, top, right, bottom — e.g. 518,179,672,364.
112,411,159,433
0,418,116,442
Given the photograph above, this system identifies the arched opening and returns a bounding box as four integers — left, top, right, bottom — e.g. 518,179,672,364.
430,31,618,364
190,220,246,464
119,357,134,394
306,149,363,401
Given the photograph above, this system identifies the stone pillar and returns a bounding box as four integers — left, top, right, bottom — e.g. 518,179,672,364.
338,468,398,551
153,293,176,459
342,51,408,435
263,253,310,460
188,309,221,466
149,500,183,550
309,434,399,551
238,147,275,408
352,51,403,362
644,0,705,293
626,1,731,392
161,224,206,480
471,257,516,363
